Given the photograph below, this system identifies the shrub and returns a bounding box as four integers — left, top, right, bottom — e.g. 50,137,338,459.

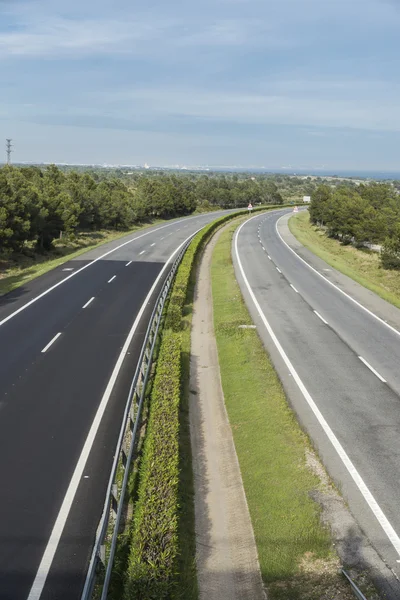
123,203,298,598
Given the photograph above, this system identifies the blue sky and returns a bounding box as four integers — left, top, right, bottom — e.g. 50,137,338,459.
1,0,400,170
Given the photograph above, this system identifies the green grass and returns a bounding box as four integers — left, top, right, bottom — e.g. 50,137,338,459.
211,222,340,600
289,211,400,310
0,219,168,297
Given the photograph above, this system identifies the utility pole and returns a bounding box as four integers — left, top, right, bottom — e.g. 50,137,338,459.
6,138,13,164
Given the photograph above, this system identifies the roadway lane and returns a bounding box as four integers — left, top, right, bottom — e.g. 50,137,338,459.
234,209,400,598
0,210,235,600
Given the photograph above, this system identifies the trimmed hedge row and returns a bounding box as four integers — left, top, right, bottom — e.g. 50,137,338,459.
122,204,299,599
124,330,182,599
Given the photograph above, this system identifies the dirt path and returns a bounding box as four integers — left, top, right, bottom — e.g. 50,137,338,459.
189,230,266,600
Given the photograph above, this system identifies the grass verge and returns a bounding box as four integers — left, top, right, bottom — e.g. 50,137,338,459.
289,211,400,310
211,222,352,600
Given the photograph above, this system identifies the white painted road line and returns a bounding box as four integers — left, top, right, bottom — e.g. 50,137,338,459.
358,356,386,383
290,284,299,293
107,275,116,283
62,268,74,272
82,297,95,309
150,243,156,247
41,333,62,354
0,214,208,329
139,250,145,255
125,261,132,267
276,267,282,273
275,215,400,339
26,226,205,600
262,246,265,251
235,214,400,559
314,310,328,325
268,255,272,260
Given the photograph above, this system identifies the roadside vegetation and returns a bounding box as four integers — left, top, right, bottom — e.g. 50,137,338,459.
210,222,374,600
289,211,400,309
0,164,288,295
110,205,291,599
309,182,400,269
2,163,383,295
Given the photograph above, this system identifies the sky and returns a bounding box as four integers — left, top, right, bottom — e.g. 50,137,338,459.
0,0,400,170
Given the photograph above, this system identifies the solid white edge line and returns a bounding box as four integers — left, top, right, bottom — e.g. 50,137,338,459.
125,261,132,267
358,356,387,383
235,215,400,557
314,310,328,325
108,275,116,283
290,284,299,293
26,226,204,600
0,213,218,329
275,214,400,339
41,332,62,353
82,297,95,309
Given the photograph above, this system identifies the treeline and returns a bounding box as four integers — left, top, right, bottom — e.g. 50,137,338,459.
309,183,400,268
0,165,283,254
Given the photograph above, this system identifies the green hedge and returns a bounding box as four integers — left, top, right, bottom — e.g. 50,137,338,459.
124,330,182,599
123,203,298,598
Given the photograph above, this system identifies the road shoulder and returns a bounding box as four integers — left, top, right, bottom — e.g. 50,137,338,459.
279,212,400,332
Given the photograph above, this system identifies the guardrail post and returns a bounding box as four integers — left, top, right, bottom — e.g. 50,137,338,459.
111,484,118,521
99,544,106,566
121,445,128,468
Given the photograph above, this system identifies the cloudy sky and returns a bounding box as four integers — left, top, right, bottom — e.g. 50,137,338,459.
1,0,400,170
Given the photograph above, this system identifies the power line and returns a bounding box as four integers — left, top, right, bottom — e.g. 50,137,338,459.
6,138,13,164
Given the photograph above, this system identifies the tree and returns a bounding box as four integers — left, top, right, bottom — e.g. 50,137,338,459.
309,185,332,225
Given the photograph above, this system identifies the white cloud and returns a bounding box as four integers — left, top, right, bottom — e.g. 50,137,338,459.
0,15,179,57
101,81,400,132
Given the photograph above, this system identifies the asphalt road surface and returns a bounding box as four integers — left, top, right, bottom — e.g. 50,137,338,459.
234,208,400,598
0,210,236,600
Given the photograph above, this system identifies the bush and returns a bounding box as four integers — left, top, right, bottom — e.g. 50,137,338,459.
124,330,182,599
123,203,298,598
381,237,400,270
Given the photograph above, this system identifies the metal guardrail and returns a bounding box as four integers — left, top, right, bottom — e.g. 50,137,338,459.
342,569,368,600
81,236,193,600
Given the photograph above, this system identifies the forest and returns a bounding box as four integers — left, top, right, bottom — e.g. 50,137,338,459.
309,182,400,269
0,165,285,254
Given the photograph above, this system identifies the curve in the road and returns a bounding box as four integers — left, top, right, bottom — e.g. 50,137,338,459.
0,210,235,600
234,209,400,596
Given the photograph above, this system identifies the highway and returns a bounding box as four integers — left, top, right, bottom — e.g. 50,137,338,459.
0,210,235,600
234,208,400,598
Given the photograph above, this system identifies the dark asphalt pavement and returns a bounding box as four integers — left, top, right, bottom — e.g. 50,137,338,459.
233,208,400,598
0,210,235,600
